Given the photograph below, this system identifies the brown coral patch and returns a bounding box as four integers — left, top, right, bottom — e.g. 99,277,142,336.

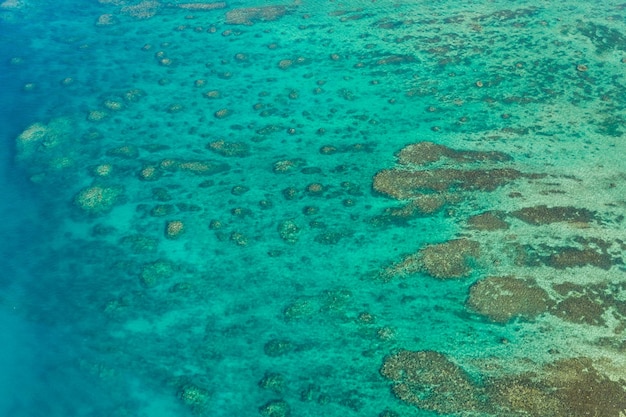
381,351,626,416
258,399,290,417
140,259,175,287
418,239,480,279
263,339,295,357
374,54,417,66
138,164,162,181
552,294,606,326
225,6,288,25
121,0,160,19
272,158,305,173
467,276,554,323
383,195,447,219
165,220,185,239
510,205,596,225
514,240,619,270
278,220,300,243
206,140,250,157
486,358,626,417
319,142,375,155
373,168,529,200
159,159,229,176
214,108,232,119
384,239,480,279
545,247,614,270
380,350,482,414
175,2,226,11
256,124,283,136
396,141,512,166
74,185,124,215
106,145,138,159
204,90,221,98
487,375,561,416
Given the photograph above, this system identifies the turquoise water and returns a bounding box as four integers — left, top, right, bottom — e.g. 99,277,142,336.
1,1,625,416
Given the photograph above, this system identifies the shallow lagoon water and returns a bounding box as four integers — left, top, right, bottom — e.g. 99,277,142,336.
1,0,626,416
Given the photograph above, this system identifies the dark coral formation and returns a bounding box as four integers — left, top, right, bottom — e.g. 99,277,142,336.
380,350,483,413
550,281,626,326
264,339,296,357
395,141,512,166
552,294,606,326
468,276,626,328
381,351,626,417
372,142,537,201
206,140,250,157
384,239,480,279
258,372,286,393
139,259,175,287
466,276,554,323
514,238,621,270
178,382,211,414
384,195,448,219
277,220,300,243
547,247,614,269
373,167,529,199
226,6,289,25
258,399,291,417
74,185,125,215
419,239,480,278
577,21,626,53
486,357,626,417
510,205,597,225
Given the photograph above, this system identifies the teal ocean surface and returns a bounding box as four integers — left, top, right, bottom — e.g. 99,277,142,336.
1,1,626,416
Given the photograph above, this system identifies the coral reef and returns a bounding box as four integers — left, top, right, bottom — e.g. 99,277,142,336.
380,350,482,414
419,239,480,278
120,1,160,19
178,382,210,414
140,259,174,287
278,220,300,243
510,205,597,225
264,339,295,357
258,399,291,417
381,351,626,416
373,167,530,199
486,357,626,417
165,220,185,239
514,239,620,270
174,2,226,11
258,372,286,393
226,6,289,25
384,239,480,279
466,276,554,323
74,185,124,215
395,141,511,166
206,140,250,157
